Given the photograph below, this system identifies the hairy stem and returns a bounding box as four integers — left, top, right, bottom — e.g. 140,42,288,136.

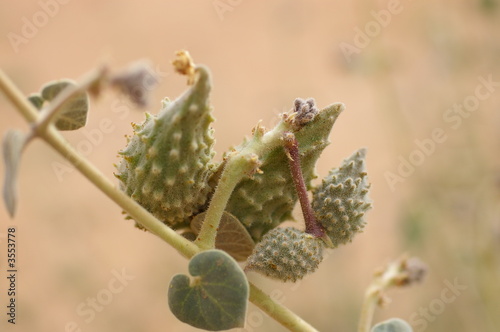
358,289,379,332
283,132,325,238
196,121,289,250
0,69,199,258
195,153,258,250
1,69,318,332
358,259,406,332
0,70,38,123
249,284,319,332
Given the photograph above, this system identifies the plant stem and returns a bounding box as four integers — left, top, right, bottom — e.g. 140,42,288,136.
195,121,288,250
249,284,320,332
0,69,199,259
357,259,403,332
195,153,258,250
42,129,201,259
0,70,38,123
283,132,325,238
358,287,379,332
1,69,319,332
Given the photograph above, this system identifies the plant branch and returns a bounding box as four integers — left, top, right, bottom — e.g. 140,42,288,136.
0,69,323,332
0,68,199,259
195,152,259,250
34,66,108,134
358,256,427,332
195,121,290,250
358,285,379,332
249,284,319,332
0,70,39,123
358,263,400,332
46,131,203,258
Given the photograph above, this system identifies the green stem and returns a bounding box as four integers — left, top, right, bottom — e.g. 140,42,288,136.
195,121,289,250
1,69,317,332
0,70,38,123
249,284,319,332
358,287,379,332
0,69,199,259
357,260,401,332
44,131,201,258
195,153,257,250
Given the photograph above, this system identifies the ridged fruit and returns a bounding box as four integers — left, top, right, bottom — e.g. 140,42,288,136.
115,66,216,228
311,148,372,247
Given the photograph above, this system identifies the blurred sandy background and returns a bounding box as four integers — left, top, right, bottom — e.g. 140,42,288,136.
1,1,499,331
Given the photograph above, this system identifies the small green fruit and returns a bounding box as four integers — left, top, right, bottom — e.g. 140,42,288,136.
115,66,216,228
312,148,372,247
245,227,325,282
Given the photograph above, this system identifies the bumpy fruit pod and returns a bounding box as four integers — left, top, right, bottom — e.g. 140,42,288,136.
115,66,216,228
225,101,344,241
245,227,325,282
311,148,372,247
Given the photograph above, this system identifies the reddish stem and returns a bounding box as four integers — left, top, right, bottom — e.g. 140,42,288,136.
283,132,325,238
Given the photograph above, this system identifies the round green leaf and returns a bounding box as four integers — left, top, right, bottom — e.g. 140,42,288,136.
372,318,413,332
168,249,249,331
41,80,89,131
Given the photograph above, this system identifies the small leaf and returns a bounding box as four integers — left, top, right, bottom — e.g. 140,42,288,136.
41,80,89,131
371,318,413,332
28,94,44,110
2,130,27,217
181,231,197,242
190,211,255,261
168,249,249,331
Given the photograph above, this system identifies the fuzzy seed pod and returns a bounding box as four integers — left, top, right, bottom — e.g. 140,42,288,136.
225,102,345,241
245,227,325,282
312,148,372,247
115,66,216,228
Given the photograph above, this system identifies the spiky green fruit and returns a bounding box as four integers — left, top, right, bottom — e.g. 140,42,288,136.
225,101,344,241
311,148,372,247
115,66,216,228
245,227,325,282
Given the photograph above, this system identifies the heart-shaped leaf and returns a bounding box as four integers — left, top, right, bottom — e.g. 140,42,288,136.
28,94,44,110
41,80,89,131
2,130,27,217
190,212,255,261
371,318,413,332
168,249,249,331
